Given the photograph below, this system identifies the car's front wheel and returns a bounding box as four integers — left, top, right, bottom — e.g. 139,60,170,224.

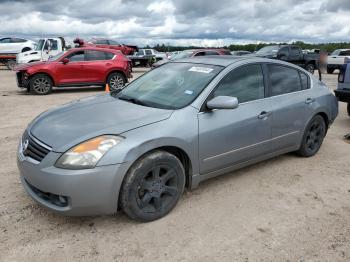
297,115,326,157
120,150,185,222
107,72,126,92
29,74,53,95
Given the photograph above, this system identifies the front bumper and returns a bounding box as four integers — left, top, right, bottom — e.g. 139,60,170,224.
334,88,350,103
17,143,128,216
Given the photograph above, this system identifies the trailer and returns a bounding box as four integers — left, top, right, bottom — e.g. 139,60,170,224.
0,54,17,70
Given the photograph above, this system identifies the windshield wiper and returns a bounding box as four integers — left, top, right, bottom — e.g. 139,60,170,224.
118,95,148,107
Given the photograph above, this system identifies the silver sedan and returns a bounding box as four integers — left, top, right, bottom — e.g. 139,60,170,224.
17,56,338,221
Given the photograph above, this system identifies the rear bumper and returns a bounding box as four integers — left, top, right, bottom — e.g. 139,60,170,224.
334,88,350,103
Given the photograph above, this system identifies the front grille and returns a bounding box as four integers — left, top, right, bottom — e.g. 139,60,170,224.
22,131,51,162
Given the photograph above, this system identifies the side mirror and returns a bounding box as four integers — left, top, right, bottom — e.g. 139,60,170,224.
206,96,239,110
62,58,69,64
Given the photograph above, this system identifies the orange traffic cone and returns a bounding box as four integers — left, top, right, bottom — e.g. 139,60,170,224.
105,84,110,93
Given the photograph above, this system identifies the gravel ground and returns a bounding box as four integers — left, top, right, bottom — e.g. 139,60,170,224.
0,67,349,262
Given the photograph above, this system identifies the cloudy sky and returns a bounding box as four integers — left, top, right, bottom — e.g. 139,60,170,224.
0,0,349,47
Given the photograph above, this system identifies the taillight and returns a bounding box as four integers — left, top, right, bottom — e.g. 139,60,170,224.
338,64,347,83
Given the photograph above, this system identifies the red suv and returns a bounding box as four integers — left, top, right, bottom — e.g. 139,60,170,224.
89,38,138,55
16,47,132,95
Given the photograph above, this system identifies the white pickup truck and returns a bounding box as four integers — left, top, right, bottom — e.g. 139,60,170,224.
327,49,350,74
16,37,71,64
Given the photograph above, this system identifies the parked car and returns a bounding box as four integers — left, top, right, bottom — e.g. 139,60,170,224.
326,49,350,74
138,49,168,60
0,37,36,54
15,47,131,95
255,45,319,73
152,48,232,68
16,37,71,64
88,38,138,55
0,37,37,70
231,50,251,56
17,56,338,221
335,61,350,116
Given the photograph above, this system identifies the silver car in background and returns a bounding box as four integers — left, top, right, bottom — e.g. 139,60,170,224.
17,56,338,221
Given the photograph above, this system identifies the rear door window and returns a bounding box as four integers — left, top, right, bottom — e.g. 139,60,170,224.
85,50,112,61
205,51,219,56
339,50,350,56
268,64,302,96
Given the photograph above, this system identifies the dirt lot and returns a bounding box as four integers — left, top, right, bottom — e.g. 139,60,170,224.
0,67,349,262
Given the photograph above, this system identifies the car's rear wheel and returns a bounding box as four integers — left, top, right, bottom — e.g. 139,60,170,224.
305,63,315,74
29,74,53,95
107,72,125,92
347,103,350,117
120,150,185,222
297,115,326,157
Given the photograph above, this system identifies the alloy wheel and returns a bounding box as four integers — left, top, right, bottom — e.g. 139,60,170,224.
305,118,324,154
136,165,179,213
109,75,125,91
32,77,51,94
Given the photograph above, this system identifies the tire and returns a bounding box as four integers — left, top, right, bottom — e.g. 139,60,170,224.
6,60,16,70
296,115,326,157
305,63,315,74
107,72,126,92
29,74,53,95
120,150,186,222
327,68,334,74
347,103,350,117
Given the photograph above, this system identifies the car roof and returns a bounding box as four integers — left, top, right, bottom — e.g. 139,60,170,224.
171,55,304,68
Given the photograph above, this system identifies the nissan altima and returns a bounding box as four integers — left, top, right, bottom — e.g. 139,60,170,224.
17,56,338,221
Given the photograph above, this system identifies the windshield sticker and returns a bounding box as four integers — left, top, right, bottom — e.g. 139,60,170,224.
184,90,194,95
189,67,213,74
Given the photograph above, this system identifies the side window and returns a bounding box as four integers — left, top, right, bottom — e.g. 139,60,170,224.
105,52,115,60
108,40,119,45
205,51,219,56
194,52,205,56
290,47,300,56
145,50,152,55
299,71,310,90
95,40,108,45
339,50,350,56
66,51,85,62
85,50,108,61
268,64,302,96
278,47,289,57
0,38,11,43
214,64,265,103
49,40,58,50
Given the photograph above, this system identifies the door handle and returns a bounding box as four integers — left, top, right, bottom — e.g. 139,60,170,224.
305,98,315,104
258,111,271,119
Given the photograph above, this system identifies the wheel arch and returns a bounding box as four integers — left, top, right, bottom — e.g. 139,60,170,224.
28,72,56,86
105,70,127,84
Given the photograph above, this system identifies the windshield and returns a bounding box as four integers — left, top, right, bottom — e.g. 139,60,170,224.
331,50,341,56
35,39,45,51
256,46,279,55
48,51,66,61
171,51,193,60
115,62,223,109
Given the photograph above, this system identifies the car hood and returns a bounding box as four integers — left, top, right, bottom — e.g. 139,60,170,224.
16,60,46,71
28,94,173,152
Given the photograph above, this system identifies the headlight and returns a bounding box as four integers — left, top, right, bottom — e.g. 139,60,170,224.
55,135,123,169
